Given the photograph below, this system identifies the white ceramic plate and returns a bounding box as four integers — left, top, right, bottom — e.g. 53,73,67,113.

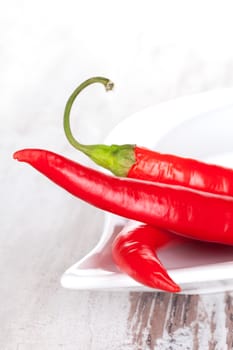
61,88,233,294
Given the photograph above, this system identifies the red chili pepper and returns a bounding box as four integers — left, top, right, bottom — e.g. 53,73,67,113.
63,76,233,196
112,223,183,292
13,148,233,246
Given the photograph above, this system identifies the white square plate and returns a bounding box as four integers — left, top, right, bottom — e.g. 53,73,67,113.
61,88,233,294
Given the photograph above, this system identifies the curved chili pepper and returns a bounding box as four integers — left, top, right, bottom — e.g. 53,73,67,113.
63,76,233,196
13,148,233,246
112,223,182,292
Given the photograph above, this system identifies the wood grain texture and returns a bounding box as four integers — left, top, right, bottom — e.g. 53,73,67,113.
126,292,231,349
225,293,233,349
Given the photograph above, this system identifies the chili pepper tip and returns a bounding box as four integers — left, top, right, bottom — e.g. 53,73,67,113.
13,151,20,160
147,270,181,293
13,150,27,161
13,149,42,163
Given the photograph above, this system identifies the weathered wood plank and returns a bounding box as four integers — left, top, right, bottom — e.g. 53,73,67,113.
127,292,231,349
225,293,233,349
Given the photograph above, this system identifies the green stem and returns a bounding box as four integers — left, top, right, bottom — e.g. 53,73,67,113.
63,76,114,152
63,77,135,177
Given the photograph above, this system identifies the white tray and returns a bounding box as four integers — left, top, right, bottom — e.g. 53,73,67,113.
61,88,233,294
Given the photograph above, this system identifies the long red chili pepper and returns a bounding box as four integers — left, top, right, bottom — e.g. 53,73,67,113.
63,76,233,196
112,223,183,292
13,148,233,246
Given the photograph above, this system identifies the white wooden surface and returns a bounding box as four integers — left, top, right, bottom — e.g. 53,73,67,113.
2,2,233,349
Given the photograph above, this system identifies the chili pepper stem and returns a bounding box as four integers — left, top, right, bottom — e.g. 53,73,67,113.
63,76,135,176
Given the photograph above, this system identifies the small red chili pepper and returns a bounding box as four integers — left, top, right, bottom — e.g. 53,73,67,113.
63,76,233,196
112,222,183,292
13,148,233,246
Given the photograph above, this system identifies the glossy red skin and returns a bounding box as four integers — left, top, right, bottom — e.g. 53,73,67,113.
14,149,233,245
112,223,182,292
128,147,233,196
